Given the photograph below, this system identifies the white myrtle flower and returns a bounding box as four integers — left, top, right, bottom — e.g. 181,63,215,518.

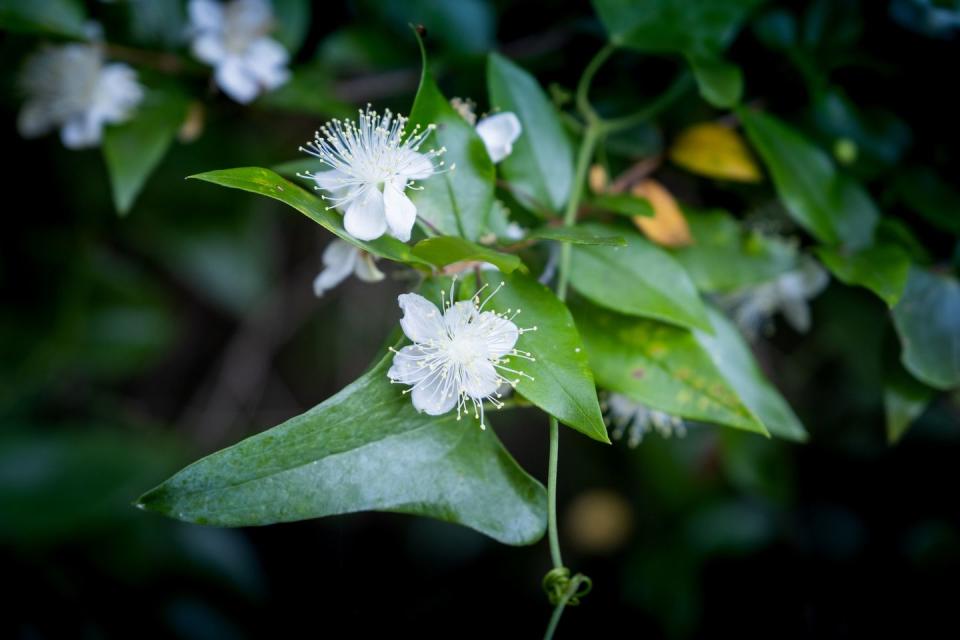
313,239,384,297
188,0,290,104
475,112,522,164
17,44,144,150
717,257,829,340
604,393,686,447
388,281,536,428
299,106,445,242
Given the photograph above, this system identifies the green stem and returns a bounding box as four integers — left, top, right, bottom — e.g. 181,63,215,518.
547,416,563,569
556,125,599,301
543,574,591,640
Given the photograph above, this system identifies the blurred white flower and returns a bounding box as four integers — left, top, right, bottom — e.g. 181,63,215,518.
388,283,535,428
475,112,522,163
717,257,829,339
300,106,444,242
312,239,384,297
605,393,686,447
17,44,144,150
188,0,289,104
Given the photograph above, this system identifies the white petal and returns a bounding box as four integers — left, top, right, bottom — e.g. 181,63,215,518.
397,293,446,343
188,0,224,32
215,58,259,104
192,33,226,65
313,240,359,297
313,169,350,201
397,150,435,181
383,181,417,241
17,101,54,138
411,375,459,415
343,188,387,241
476,112,522,163
354,253,385,283
60,115,101,149
781,297,812,333
443,301,477,335
387,345,426,385
479,310,519,358
463,360,500,400
91,64,143,124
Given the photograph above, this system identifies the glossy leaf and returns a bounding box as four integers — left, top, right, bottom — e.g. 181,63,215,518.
487,53,575,212
0,0,87,38
630,180,694,248
739,108,878,249
411,236,523,273
669,122,762,183
138,355,547,545
816,243,910,308
486,272,609,443
892,168,960,235
686,53,743,108
892,267,960,390
569,224,711,332
409,35,494,240
671,209,797,292
529,226,626,246
884,362,933,443
188,167,428,267
103,88,189,215
591,193,654,218
272,0,311,54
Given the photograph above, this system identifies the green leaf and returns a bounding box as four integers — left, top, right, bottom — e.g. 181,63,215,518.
891,168,960,235
591,193,654,218
671,209,797,292
816,243,910,307
188,167,428,267
569,224,712,332
739,108,878,249
409,33,495,240
686,53,743,108
486,272,609,443
138,355,547,546
256,63,350,117
272,0,311,54
411,236,523,273
103,88,189,215
487,53,575,213
884,362,933,444
529,226,626,246
0,0,87,38
892,267,960,390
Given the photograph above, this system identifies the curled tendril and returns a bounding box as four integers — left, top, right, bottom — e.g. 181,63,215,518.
542,567,593,606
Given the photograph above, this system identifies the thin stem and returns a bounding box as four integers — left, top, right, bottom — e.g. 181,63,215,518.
575,44,615,123
556,124,599,301
547,416,563,569
543,574,590,640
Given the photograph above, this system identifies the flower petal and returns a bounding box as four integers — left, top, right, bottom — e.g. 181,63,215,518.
215,58,259,104
410,374,458,415
397,150,435,181
397,293,445,343
243,38,290,90
313,239,359,297
387,345,427,385
479,310,519,358
192,33,226,65
383,181,417,241
343,188,387,240
17,101,54,138
188,0,224,32
462,360,500,400
313,169,351,201
476,112,522,163
354,252,385,283
60,114,101,149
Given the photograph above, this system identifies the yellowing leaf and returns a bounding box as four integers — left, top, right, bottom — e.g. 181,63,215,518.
631,179,694,248
589,163,609,194
669,123,762,183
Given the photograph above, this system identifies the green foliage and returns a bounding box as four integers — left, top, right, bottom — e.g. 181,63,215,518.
487,53,575,213
816,243,910,307
139,354,547,545
528,226,626,246
892,268,960,390
884,362,933,443
410,236,523,273
0,0,87,38
569,224,712,332
590,193,654,218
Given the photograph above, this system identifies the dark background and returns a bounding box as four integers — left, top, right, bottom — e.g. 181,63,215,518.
2,1,959,637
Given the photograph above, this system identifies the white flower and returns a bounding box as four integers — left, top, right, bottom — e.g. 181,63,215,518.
718,257,829,339
188,0,290,104
387,282,535,428
605,393,686,447
300,106,445,242
17,44,144,150
475,112,522,164
313,239,384,297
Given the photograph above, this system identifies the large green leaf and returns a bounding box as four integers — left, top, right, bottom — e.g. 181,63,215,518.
529,226,626,246
272,0,311,54
592,0,761,108
487,53,575,213
739,108,878,249
188,167,428,267
671,208,797,292
409,34,494,240
569,224,712,332
138,355,547,545
892,267,960,390
0,0,87,37
103,88,189,215
892,168,960,235
816,243,910,308
485,272,609,443
884,362,933,444
411,236,523,273
590,193,654,218
575,302,807,441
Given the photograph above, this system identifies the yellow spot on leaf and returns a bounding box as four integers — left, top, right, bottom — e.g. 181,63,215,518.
630,179,694,248
668,122,763,183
